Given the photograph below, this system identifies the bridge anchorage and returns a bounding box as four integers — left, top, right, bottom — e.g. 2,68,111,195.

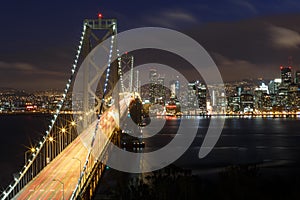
1,15,133,200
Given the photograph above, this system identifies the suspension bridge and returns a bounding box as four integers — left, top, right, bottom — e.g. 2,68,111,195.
1,15,136,200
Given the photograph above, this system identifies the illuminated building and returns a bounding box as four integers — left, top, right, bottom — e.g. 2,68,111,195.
295,70,300,84
236,86,243,97
254,83,272,111
287,83,299,111
148,69,166,104
240,94,254,113
195,82,207,114
149,69,157,103
280,66,292,85
212,90,216,107
255,83,269,94
157,77,166,104
268,78,281,95
187,81,207,114
187,82,197,108
169,80,180,98
217,92,227,113
228,95,240,112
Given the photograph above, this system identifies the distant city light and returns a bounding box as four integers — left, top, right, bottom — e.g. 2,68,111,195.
98,13,103,19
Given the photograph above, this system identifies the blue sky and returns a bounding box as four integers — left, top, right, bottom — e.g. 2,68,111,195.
2,0,300,90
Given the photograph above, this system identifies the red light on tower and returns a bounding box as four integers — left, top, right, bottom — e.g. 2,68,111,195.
289,66,292,69
98,13,103,19
280,65,284,70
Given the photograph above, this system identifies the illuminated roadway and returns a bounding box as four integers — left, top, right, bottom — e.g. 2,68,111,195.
13,122,99,200
13,94,132,200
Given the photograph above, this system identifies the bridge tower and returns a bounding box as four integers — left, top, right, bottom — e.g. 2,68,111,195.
71,16,123,200
1,15,121,200
79,16,119,129
120,53,134,93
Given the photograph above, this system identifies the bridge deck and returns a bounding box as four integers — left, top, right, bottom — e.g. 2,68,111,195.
14,132,90,199
13,95,131,200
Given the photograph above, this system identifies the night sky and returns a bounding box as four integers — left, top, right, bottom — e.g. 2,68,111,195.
2,0,300,90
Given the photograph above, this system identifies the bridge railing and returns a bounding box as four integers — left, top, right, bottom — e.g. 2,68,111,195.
1,19,88,200
71,111,121,200
0,114,80,200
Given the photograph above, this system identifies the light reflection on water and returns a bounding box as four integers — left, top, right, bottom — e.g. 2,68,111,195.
143,117,300,171
1,115,300,187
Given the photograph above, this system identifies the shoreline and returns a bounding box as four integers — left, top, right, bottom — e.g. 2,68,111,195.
1,111,300,118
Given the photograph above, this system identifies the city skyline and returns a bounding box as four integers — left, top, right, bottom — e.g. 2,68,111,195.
1,65,300,115
2,2,300,199
2,1,300,90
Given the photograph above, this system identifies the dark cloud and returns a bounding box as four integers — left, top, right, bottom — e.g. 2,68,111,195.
0,61,67,91
268,24,300,49
230,0,258,14
185,14,300,81
2,1,300,90
145,9,198,28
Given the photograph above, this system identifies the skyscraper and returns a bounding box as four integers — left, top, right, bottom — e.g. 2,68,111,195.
187,81,207,113
157,77,166,103
268,78,281,94
295,70,300,84
280,66,292,85
169,79,180,98
149,69,157,103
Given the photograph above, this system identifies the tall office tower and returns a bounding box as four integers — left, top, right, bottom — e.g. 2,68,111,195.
280,66,292,85
149,69,157,103
157,77,166,103
169,79,180,98
212,90,216,107
295,70,300,84
268,78,281,94
254,83,269,111
195,82,207,113
187,81,207,113
187,82,197,108
236,86,243,96
175,80,180,98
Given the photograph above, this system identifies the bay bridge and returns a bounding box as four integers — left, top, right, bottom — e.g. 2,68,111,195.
1,15,137,200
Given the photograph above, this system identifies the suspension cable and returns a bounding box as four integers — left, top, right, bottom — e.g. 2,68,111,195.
1,23,88,200
70,23,117,200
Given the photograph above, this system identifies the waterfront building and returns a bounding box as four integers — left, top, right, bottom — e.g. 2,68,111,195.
240,93,254,113
228,95,240,112
186,81,207,114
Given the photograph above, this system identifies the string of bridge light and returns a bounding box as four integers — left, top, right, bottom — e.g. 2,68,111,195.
71,24,118,200
117,49,126,93
102,34,115,98
44,22,88,157
93,28,115,148
1,23,88,200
